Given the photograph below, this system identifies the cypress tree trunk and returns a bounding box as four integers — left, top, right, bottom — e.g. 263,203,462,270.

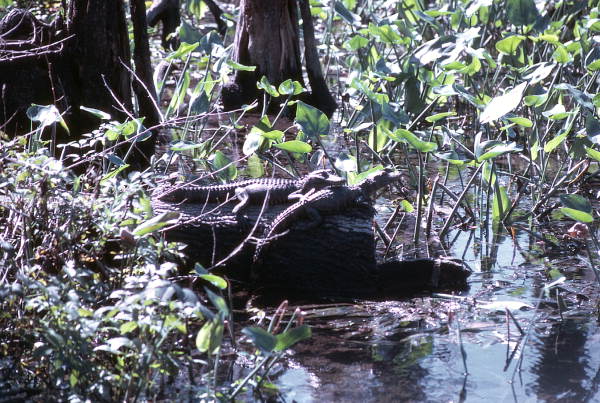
221,0,337,117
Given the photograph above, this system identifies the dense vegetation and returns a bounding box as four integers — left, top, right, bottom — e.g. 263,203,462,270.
1,0,599,400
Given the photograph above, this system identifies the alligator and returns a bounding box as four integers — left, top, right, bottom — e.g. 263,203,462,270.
254,168,402,262
154,169,346,218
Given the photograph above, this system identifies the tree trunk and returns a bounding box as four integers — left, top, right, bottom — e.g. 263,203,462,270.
66,0,132,123
0,2,157,170
221,0,337,117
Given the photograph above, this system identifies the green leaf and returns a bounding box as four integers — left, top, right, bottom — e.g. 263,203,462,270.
212,151,237,181
198,274,228,289
434,151,468,166
587,59,600,71
196,319,224,355
274,140,312,153
257,76,279,97
100,163,130,184
543,132,567,153
400,199,414,213
226,60,256,71
386,128,437,152
167,41,199,61
274,325,312,351
278,79,305,96
27,104,69,133
552,45,572,64
247,153,265,177
345,35,369,50
133,212,180,236
492,185,510,221
80,106,111,120
542,104,569,120
120,322,138,334
495,35,526,55
507,0,539,26
243,127,267,156
368,23,402,44
295,101,330,138
242,327,277,353
425,111,456,123
585,146,600,162
206,288,229,316
477,142,522,161
507,117,533,127
261,130,285,141
480,82,527,124
560,194,593,223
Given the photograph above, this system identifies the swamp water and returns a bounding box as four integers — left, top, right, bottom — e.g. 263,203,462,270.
236,206,600,402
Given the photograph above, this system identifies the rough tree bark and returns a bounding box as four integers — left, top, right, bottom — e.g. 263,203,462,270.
0,1,158,170
221,0,337,117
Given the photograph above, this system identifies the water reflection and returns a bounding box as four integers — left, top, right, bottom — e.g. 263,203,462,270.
260,222,600,403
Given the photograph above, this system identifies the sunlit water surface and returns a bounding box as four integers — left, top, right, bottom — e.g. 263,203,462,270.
254,220,600,403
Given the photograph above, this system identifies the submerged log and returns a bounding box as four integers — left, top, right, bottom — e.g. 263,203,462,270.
155,197,470,298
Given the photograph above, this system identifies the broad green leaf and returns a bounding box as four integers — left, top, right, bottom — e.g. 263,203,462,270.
587,59,600,71
243,127,267,156
27,104,69,133
345,35,369,50
274,325,312,351
196,319,224,355
206,288,229,316
368,23,402,44
495,35,525,55
477,142,522,161
425,111,456,123
560,194,593,223
434,151,468,166
257,76,279,97
120,322,138,334
560,208,594,223
492,185,510,221
542,104,569,120
242,327,277,353
295,101,330,138
247,153,265,177
170,140,204,152
212,151,237,181
552,45,572,64
480,82,527,124
386,128,437,152
167,41,199,61
543,132,567,153
400,199,414,213
133,212,180,236
507,0,539,26
274,140,312,153
100,163,130,183
261,130,285,141
522,62,555,84
278,79,304,96
80,106,111,120
198,274,228,289
586,146,600,162
226,60,256,71
507,117,533,127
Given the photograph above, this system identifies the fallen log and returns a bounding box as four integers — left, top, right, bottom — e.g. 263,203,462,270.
154,198,470,298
